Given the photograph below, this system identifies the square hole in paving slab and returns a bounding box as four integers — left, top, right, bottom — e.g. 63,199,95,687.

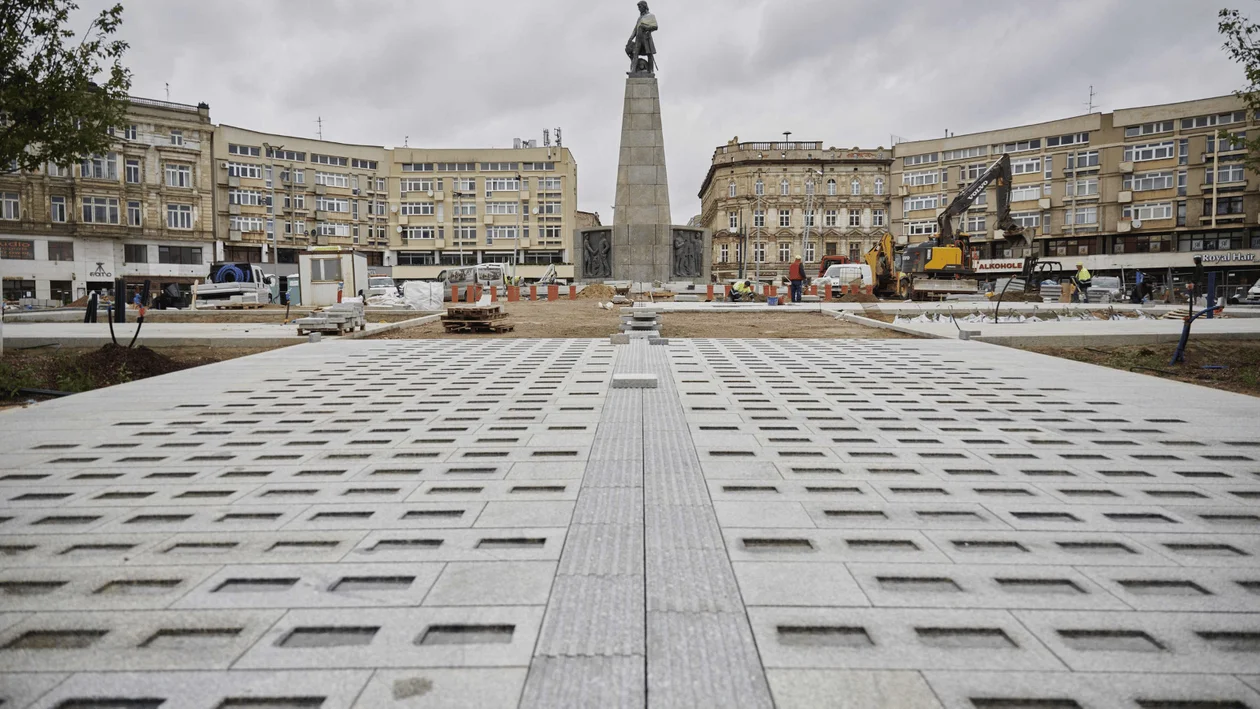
140,627,242,649
3,473,49,481
1106,513,1178,524
777,625,873,647
1056,541,1137,555
970,700,1084,709
1145,490,1208,499
723,485,779,493
311,511,374,521
217,697,328,708
268,541,338,552
332,576,416,592
953,540,1029,553
125,514,193,524
12,492,73,501
1196,631,1260,652
1012,512,1082,522
219,513,283,523
1118,580,1210,596
806,486,864,495
416,624,515,645
847,539,919,551
476,537,545,549
1135,701,1251,709
95,579,182,595
917,510,983,521
890,487,948,496
1,580,66,595
995,578,1084,595
5,629,108,649
371,538,443,551
1165,543,1248,557
743,538,814,551
344,487,401,496
148,472,199,480
1201,514,1260,526
877,576,962,592
279,626,379,648
445,467,499,475
403,509,465,519
95,491,157,501
1058,629,1165,652
428,486,483,495
946,469,999,476
1177,471,1231,479
214,578,299,593
34,515,101,526
60,544,133,556
794,467,844,475
915,627,1016,649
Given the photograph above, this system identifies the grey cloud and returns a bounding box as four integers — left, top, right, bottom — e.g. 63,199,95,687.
75,0,1247,222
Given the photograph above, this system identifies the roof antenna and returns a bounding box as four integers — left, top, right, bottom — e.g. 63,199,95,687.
403,135,409,147
316,116,323,140
1085,85,1097,114
165,82,170,101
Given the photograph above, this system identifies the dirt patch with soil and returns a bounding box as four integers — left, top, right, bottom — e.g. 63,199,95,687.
1,345,284,406
1024,340,1260,398
369,301,908,340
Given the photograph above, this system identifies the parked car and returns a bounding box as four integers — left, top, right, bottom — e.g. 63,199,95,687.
1244,277,1260,304
368,275,399,298
1087,275,1124,303
815,263,874,289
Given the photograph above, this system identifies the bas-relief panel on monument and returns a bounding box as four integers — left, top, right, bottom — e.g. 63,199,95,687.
582,229,613,279
671,229,704,278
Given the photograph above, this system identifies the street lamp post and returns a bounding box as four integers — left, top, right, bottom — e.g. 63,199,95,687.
515,173,522,284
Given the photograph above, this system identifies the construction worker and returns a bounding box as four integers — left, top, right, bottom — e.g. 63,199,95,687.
730,280,753,302
1073,262,1092,303
788,255,806,303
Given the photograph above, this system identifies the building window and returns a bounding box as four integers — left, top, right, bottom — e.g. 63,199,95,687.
1064,207,1096,226
1176,201,1186,227
1205,196,1245,216
965,215,986,233
166,204,192,230
1011,157,1041,175
312,154,348,167
0,239,34,259
903,153,938,167
778,242,791,262
874,177,884,195
1011,184,1043,202
1121,202,1172,221
47,241,73,261
315,196,349,213
315,171,349,188
1181,111,1247,130
779,210,791,228
1,192,18,220
993,139,1041,154
227,162,262,179
123,124,137,140
1065,151,1100,170
125,244,147,263
228,144,260,157
1178,138,1189,166
400,201,434,216
1122,141,1175,163
80,153,118,180
46,161,69,178
850,178,861,196
827,179,836,196
1177,170,1187,196
903,194,938,212
825,241,837,256
49,195,66,223
753,242,764,263
780,178,790,196
905,220,938,237
1046,133,1089,148
719,244,728,263
82,196,119,224
1207,163,1247,185
1065,178,1099,197
804,209,815,228
316,222,351,237
872,209,885,227
351,158,377,170
728,181,736,198
164,163,192,188
1124,121,1173,138
229,189,264,207
125,159,140,184
849,211,862,228
1122,171,1173,192
169,130,183,146
1011,211,1041,228
753,209,765,228
824,209,838,227
805,241,815,262
803,180,814,196
902,169,939,186
229,216,264,232
158,245,202,264
397,251,436,265
539,176,562,190
754,179,764,196
127,200,141,226
1044,156,1053,179
728,212,738,230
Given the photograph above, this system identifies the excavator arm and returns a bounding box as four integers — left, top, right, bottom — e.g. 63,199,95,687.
936,153,1024,249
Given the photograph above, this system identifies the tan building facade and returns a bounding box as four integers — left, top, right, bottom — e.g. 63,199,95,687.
1,97,215,303
211,125,391,272
388,146,578,281
698,139,893,281
890,95,1260,287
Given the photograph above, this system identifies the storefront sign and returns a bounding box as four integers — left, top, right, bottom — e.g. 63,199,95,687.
1198,252,1257,263
89,262,112,278
0,239,34,260
974,259,1025,273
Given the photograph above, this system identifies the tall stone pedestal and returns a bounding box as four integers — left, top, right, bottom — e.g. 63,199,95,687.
575,74,710,284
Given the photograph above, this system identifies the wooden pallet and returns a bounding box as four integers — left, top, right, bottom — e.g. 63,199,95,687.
441,319,514,333
444,305,505,321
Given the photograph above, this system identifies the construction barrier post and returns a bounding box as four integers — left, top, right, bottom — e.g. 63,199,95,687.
451,285,460,302
724,285,731,299
768,285,777,298
864,286,873,296
569,285,577,300
529,285,537,301
547,284,559,301
824,283,832,301
466,285,476,302
490,286,498,302
507,286,519,302
706,284,714,300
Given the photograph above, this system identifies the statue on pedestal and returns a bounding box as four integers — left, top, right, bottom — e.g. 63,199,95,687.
626,1,658,75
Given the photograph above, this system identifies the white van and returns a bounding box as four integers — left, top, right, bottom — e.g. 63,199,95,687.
816,263,874,289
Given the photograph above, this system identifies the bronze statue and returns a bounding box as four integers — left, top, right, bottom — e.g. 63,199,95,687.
626,1,658,75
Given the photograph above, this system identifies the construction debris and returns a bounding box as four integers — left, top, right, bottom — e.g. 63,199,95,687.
441,304,514,334
293,302,367,336
576,284,617,300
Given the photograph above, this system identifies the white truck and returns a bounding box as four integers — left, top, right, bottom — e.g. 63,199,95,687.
195,262,275,307
1245,277,1260,304
437,263,508,287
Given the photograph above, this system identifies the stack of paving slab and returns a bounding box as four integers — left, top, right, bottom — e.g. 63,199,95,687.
292,302,366,336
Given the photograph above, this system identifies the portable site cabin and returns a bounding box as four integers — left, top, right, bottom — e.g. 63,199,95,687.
297,248,370,306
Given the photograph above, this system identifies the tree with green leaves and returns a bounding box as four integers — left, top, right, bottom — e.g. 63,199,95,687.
1219,8,1260,171
0,1,131,174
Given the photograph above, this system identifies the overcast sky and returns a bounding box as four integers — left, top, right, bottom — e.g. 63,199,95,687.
78,0,1249,223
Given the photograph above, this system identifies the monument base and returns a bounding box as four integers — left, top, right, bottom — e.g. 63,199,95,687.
575,225,711,283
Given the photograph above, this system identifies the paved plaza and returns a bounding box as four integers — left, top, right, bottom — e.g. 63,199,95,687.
1,337,1259,708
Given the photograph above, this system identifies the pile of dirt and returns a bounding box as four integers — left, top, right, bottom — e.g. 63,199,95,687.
73,344,184,383
576,284,617,300
838,291,878,303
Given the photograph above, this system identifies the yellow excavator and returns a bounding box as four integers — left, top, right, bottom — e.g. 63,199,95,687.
867,153,1026,299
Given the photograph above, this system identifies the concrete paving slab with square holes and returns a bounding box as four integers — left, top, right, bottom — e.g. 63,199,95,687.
2,337,1259,707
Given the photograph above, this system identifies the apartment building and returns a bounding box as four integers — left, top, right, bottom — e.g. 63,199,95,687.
388,146,578,281
211,125,391,275
698,138,893,281
890,94,1260,289
0,97,215,303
